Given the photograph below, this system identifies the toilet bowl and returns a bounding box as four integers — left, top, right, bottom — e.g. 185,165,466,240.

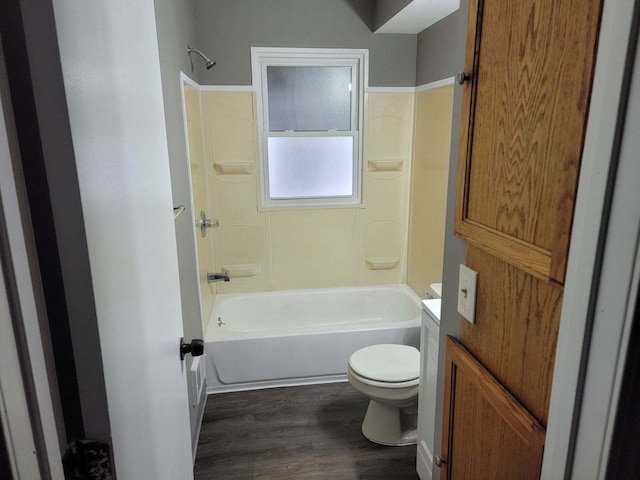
347,344,420,446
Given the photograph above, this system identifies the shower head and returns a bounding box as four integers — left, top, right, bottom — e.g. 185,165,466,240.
187,45,216,70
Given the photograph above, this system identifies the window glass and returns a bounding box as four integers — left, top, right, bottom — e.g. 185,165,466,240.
252,48,366,208
267,136,353,198
267,66,352,132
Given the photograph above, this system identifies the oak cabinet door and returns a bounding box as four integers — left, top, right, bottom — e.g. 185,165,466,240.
455,0,602,283
440,337,545,480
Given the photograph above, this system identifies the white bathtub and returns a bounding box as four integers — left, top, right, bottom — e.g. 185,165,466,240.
204,284,421,393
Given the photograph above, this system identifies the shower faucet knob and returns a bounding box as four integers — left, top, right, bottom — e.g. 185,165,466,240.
180,338,205,360
198,210,219,238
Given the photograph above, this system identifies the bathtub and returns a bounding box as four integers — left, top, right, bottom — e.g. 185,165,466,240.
204,284,421,393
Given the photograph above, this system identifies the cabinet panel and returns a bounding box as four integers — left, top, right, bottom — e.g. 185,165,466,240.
417,304,440,478
455,0,602,282
462,245,563,425
441,337,545,480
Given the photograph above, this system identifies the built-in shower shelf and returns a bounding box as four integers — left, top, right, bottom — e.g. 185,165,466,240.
213,161,254,175
222,263,261,277
365,257,399,270
367,158,404,172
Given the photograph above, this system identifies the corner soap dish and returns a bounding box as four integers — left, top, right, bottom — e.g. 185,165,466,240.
365,257,400,270
367,159,404,172
213,161,254,175
222,264,261,277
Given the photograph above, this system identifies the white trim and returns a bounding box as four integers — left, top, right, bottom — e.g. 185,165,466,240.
199,85,253,92
178,72,254,92
0,251,43,480
179,71,212,464
364,78,456,94
179,71,204,328
570,13,640,477
250,46,370,58
366,86,416,93
542,0,638,478
207,374,348,395
416,444,433,480
180,71,199,90
178,76,421,95
251,47,368,210
415,77,455,92
0,47,64,479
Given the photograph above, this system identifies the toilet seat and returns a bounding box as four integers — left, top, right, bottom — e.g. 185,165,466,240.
349,344,419,388
348,368,419,389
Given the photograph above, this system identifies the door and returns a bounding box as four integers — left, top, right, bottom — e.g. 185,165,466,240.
0,242,49,480
50,0,194,478
441,337,545,480
0,35,65,479
455,0,602,283
441,0,603,477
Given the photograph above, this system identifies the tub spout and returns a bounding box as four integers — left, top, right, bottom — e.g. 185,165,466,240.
207,273,230,283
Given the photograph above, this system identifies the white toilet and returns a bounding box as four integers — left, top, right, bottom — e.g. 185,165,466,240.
347,344,420,446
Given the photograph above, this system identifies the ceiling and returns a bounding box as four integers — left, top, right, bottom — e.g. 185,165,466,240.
375,0,460,34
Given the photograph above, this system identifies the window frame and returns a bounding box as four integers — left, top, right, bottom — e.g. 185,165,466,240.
251,47,368,210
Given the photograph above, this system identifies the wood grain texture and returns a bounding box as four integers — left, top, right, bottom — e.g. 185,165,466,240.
455,219,550,280
194,383,419,479
454,0,480,236
441,337,545,480
461,245,563,425
456,0,602,283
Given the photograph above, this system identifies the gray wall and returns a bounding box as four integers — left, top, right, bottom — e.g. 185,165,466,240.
3,0,112,448
430,3,466,477
153,0,203,435
193,0,417,87
415,10,461,86
374,0,412,31
346,0,375,31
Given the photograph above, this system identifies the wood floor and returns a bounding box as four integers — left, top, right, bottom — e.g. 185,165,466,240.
194,382,420,479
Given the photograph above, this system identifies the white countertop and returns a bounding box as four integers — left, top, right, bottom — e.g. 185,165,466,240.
422,299,441,324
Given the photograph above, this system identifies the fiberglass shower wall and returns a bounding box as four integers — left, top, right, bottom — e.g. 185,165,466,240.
199,90,415,293
406,84,454,298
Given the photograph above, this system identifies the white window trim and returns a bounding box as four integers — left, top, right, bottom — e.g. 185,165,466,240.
251,47,368,210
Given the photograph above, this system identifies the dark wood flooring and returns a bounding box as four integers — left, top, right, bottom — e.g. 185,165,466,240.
194,382,420,479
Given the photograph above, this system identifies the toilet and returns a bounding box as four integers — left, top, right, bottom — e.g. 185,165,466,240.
347,344,420,446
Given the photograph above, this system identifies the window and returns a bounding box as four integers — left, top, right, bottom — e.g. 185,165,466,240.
252,48,367,209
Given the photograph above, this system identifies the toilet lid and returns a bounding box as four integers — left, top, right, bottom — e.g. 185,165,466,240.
349,344,420,383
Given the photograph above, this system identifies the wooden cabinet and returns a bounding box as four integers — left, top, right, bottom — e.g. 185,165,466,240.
454,0,602,283
441,337,545,480
440,0,604,477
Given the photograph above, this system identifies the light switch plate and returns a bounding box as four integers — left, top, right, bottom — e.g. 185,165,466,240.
458,264,478,324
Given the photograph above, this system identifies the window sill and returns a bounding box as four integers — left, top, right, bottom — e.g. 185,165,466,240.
257,200,366,213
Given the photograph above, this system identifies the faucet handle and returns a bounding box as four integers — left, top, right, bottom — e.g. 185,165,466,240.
207,273,230,283
197,210,219,237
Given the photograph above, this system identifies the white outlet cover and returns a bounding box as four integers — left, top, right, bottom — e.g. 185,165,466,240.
458,264,478,324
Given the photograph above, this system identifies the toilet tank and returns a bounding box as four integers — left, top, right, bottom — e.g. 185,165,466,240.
426,283,442,299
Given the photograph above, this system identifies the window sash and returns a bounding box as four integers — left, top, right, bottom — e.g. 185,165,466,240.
252,48,367,210
262,131,359,202
261,60,359,133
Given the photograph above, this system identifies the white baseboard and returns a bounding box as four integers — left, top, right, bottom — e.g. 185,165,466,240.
416,440,433,480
